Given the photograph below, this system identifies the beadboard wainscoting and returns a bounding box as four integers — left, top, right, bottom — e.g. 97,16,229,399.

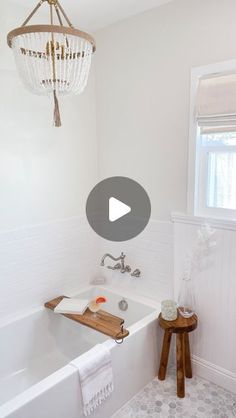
99,219,174,303
173,215,236,393
0,217,99,324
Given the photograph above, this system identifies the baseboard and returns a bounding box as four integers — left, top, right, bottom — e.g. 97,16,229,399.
192,355,236,394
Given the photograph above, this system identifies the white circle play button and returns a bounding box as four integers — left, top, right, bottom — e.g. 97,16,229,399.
109,197,131,222
86,176,151,242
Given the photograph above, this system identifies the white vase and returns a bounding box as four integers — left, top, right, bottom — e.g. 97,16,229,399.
178,277,195,318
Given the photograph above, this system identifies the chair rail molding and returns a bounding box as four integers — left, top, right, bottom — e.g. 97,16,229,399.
172,212,236,232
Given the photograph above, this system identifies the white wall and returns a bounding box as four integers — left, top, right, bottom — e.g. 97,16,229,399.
94,0,236,220
94,0,236,392
0,217,99,323
1,2,98,230
173,217,236,393
99,219,173,302
0,1,99,322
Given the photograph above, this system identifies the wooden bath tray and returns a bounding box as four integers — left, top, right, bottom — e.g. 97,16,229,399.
45,296,129,341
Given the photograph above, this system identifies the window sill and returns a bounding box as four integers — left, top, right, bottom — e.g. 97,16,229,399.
171,212,236,231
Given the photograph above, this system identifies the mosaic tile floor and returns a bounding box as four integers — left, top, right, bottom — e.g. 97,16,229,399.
112,368,236,418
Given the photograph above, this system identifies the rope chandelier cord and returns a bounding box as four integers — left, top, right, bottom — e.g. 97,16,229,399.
7,0,96,127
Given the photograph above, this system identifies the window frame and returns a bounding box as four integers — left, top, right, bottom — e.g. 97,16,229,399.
188,59,236,221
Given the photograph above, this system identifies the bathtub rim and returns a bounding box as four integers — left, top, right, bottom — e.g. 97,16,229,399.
0,284,160,330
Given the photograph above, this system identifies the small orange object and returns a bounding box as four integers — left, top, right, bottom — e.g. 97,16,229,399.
95,296,107,304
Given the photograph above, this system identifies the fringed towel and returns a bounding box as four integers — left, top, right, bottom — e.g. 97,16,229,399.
70,344,114,416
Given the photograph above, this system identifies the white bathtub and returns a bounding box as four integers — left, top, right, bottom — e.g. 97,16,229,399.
0,286,161,418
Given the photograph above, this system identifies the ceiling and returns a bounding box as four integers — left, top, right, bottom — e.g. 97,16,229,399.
15,0,173,32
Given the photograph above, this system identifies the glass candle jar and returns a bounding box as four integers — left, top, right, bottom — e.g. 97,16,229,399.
161,300,178,321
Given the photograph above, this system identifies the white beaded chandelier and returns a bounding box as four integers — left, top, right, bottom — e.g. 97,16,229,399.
7,0,96,127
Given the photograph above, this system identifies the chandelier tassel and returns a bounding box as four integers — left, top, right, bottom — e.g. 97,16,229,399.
53,90,61,127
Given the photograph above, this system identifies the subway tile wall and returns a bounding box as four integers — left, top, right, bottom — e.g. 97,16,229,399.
99,219,174,303
0,217,99,323
0,218,173,323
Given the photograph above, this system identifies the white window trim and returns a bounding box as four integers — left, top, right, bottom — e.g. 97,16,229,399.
187,59,236,221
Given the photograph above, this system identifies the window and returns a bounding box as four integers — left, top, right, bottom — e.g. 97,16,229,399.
197,131,236,218
188,62,236,221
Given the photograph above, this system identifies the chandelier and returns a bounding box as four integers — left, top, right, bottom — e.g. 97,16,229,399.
7,0,96,127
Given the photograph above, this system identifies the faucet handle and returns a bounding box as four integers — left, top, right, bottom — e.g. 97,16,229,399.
131,269,141,277
107,263,121,270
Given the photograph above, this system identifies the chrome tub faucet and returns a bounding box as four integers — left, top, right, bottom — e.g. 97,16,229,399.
100,252,131,273
100,252,140,276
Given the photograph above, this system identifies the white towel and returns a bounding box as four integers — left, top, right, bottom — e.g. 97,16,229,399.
70,344,114,416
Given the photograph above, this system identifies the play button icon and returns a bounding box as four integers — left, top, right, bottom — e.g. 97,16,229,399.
86,176,151,242
109,197,131,222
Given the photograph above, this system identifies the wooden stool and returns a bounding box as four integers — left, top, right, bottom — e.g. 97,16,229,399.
158,312,198,398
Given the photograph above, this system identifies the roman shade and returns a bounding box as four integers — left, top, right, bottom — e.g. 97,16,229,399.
196,73,236,133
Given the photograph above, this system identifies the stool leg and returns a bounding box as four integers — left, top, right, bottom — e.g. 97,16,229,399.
184,333,192,378
176,333,185,398
158,330,172,381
